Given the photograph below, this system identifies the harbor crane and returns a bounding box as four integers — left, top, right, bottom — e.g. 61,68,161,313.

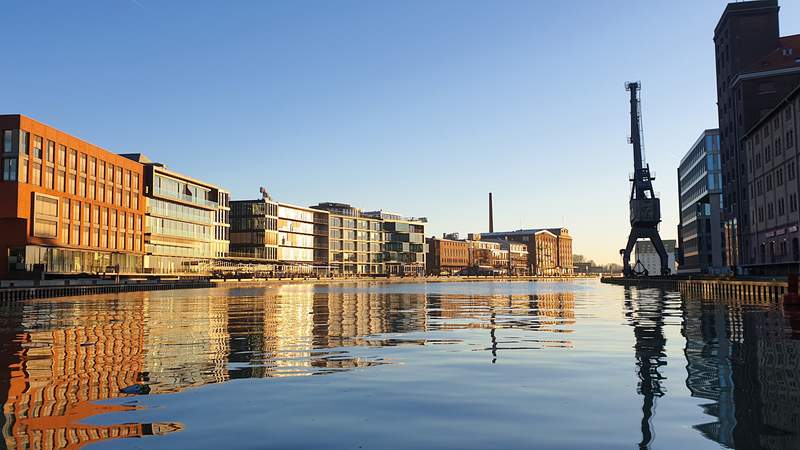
621,82,670,277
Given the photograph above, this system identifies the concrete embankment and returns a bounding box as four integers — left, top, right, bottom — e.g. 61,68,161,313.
0,279,212,302
0,275,597,302
601,276,789,303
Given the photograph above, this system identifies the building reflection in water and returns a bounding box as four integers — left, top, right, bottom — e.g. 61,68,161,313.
0,285,577,449
683,296,800,450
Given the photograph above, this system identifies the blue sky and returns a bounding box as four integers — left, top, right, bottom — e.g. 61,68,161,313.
3,1,799,264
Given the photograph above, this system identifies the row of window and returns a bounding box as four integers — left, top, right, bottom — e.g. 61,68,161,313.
754,193,799,224
751,160,797,198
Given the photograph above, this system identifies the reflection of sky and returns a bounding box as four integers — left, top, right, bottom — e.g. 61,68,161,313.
0,281,798,449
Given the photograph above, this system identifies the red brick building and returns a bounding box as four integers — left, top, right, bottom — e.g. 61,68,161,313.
0,115,146,276
426,237,469,275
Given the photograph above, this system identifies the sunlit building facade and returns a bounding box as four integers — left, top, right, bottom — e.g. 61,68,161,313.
363,210,427,276
0,114,146,276
278,202,326,272
311,202,384,275
229,197,279,261
122,154,229,275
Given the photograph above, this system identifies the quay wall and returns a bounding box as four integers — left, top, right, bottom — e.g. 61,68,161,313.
601,276,789,303
0,275,598,302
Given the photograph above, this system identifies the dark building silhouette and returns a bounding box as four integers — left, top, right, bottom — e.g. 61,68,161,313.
714,0,800,269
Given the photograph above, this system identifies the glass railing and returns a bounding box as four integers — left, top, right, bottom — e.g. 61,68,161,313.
153,187,218,208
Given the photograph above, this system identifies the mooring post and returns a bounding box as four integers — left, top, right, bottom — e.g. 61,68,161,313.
783,273,800,307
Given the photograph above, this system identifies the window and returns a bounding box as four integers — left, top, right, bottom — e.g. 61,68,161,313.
32,163,41,186
89,157,96,176
57,170,65,192
32,193,59,238
98,161,105,179
2,130,12,153
79,154,87,173
46,141,55,163
67,150,76,170
19,157,27,183
68,174,76,194
124,170,131,187
107,164,114,183
33,136,42,159
79,176,86,197
88,180,95,199
58,145,66,166
2,158,17,181
45,167,54,189
20,131,29,155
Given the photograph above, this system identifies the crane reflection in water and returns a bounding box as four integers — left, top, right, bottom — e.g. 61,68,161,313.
624,286,669,450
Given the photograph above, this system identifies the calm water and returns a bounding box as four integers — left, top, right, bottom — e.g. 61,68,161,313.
0,280,798,449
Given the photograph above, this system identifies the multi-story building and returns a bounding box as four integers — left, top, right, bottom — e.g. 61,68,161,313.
502,240,529,276
0,115,146,276
311,203,384,276
635,239,677,275
714,0,800,270
277,202,325,273
743,84,800,272
122,154,228,275
466,236,500,271
364,210,426,276
677,129,727,274
426,236,469,275
229,197,279,261
481,228,573,275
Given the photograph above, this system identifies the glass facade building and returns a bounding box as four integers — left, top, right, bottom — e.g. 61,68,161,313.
363,210,427,276
311,203,384,275
122,154,229,275
229,198,279,261
277,203,322,272
677,129,725,274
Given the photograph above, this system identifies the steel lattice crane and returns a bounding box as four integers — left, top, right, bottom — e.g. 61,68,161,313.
620,82,670,277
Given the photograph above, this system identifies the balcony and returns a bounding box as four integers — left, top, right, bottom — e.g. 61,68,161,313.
153,187,218,209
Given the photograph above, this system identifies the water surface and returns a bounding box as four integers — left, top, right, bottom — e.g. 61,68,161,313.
0,280,798,449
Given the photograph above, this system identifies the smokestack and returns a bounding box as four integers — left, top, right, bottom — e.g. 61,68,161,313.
489,192,494,233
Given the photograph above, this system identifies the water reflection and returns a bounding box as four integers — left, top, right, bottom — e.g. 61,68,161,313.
683,296,800,450
0,285,576,449
1,282,798,449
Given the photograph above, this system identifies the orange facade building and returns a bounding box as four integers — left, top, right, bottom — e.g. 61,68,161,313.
0,115,146,276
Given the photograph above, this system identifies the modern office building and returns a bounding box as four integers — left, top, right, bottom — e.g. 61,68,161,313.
635,239,677,275
121,154,228,275
0,114,146,276
364,210,427,276
714,0,800,270
480,228,573,275
426,236,469,275
277,202,325,273
229,196,279,261
677,129,726,274
743,84,800,273
311,202,384,276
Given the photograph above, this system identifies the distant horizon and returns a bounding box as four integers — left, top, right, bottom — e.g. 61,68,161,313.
3,0,799,265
